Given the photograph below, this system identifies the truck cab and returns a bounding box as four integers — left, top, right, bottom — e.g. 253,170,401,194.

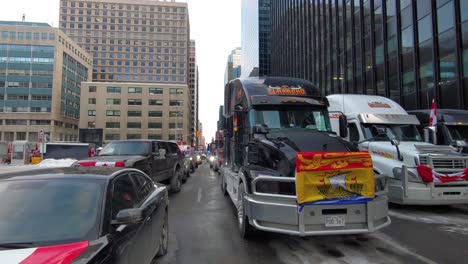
408,109,468,153
221,78,390,238
327,94,468,205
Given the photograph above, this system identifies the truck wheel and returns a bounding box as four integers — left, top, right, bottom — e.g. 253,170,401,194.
237,184,254,238
170,169,182,193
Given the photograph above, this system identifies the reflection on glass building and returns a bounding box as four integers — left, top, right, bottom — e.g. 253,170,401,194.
241,0,271,78
270,0,468,110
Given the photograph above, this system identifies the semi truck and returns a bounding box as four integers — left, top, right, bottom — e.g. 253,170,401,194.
327,94,468,205
408,109,468,153
220,77,390,238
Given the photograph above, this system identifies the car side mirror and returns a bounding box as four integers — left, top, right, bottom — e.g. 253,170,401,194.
112,208,144,225
338,115,348,138
253,124,269,134
391,139,400,146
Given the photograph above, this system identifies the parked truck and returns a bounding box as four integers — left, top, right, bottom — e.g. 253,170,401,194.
408,109,468,153
327,94,468,205
220,77,390,238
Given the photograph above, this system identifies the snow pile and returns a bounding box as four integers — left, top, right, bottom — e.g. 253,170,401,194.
37,159,77,168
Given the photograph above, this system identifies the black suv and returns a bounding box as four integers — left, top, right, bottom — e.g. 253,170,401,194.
74,140,184,192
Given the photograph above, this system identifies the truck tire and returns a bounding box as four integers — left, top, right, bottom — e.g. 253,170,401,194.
170,168,182,193
237,183,254,238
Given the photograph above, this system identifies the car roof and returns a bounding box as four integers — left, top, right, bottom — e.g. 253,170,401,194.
0,167,140,182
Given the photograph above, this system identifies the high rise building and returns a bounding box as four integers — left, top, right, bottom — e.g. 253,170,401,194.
224,47,241,84
189,39,199,146
0,21,92,142
59,0,193,142
241,0,271,78
270,0,468,110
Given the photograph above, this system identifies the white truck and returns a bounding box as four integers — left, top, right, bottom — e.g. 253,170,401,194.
327,94,468,205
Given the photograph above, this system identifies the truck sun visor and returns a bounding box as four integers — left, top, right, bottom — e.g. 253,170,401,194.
295,151,375,204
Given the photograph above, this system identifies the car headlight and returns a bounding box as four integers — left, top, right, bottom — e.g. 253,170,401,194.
197,155,201,160
189,157,193,161
392,167,422,183
209,156,215,161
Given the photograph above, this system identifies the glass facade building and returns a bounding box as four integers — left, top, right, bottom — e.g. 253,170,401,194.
270,0,468,110
0,21,92,142
241,0,271,78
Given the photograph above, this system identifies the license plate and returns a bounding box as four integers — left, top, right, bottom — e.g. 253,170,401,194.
324,215,346,227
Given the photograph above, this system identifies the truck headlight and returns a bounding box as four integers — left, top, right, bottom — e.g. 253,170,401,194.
392,167,422,183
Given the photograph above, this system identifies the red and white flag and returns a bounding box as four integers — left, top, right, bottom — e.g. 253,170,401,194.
429,98,437,127
417,165,468,183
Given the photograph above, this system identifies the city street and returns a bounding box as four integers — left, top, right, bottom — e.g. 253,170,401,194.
158,163,468,264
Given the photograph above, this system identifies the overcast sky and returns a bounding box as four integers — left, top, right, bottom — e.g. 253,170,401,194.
0,0,241,143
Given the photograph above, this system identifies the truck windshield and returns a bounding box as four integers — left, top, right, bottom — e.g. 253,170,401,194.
249,107,332,132
362,124,423,142
447,125,468,141
99,141,151,156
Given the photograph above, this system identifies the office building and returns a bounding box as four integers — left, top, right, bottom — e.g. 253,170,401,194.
80,82,190,141
225,47,241,84
0,21,92,142
189,39,199,146
59,0,193,141
270,0,468,110
241,0,271,78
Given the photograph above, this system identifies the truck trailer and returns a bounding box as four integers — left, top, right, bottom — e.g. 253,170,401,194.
327,94,468,205
220,77,390,238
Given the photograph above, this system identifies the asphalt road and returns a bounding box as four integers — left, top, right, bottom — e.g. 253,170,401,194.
157,163,468,264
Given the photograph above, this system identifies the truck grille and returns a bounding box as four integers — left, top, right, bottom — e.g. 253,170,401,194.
418,156,466,169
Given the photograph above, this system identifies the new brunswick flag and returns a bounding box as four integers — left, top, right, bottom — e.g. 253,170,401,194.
295,152,375,204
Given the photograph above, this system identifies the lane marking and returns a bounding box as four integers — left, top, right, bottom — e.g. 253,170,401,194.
197,187,202,203
371,232,438,264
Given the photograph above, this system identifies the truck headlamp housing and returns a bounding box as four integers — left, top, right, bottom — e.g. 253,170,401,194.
392,167,422,183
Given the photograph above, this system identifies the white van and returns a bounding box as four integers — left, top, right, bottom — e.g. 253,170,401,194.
327,94,468,205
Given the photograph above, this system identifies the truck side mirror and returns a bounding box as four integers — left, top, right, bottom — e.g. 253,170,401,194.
371,125,387,137
338,115,348,138
253,124,269,134
423,126,437,144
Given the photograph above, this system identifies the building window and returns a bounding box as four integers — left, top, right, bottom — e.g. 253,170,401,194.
31,95,52,101
106,122,120,128
107,86,121,93
88,110,96,116
106,110,121,116
30,120,51,125
169,122,183,129
128,99,142,105
89,86,97,92
128,87,142,93
17,132,26,140
128,110,142,117
169,88,184,95
88,98,96,104
106,98,121,105
169,135,176,140
169,100,183,106
88,122,96,128
127,134,141,139
148,134,162,140
127,122,141,129
148,122,162,129
169,111,183,117
149,111,163,117
105,134,120,140
149,88,163,94
5,120,27,125
149,99,163,106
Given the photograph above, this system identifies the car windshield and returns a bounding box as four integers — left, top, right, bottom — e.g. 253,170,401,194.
362,124,423,142
249,107,332,132
99,141,151,156
0,179,104,245
447,125,468,141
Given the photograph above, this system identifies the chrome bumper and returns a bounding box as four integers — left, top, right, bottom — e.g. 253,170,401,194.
389,166,468,205
245,176,391,236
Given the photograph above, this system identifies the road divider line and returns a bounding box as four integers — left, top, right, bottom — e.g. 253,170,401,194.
197,187,202,203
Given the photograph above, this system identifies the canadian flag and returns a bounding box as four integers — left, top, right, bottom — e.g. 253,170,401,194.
416,165,468,183
429,98,437,127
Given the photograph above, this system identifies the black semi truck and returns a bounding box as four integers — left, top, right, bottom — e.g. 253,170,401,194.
220,77,390,238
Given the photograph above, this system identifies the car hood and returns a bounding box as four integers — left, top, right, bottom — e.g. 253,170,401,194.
0,241,89,264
